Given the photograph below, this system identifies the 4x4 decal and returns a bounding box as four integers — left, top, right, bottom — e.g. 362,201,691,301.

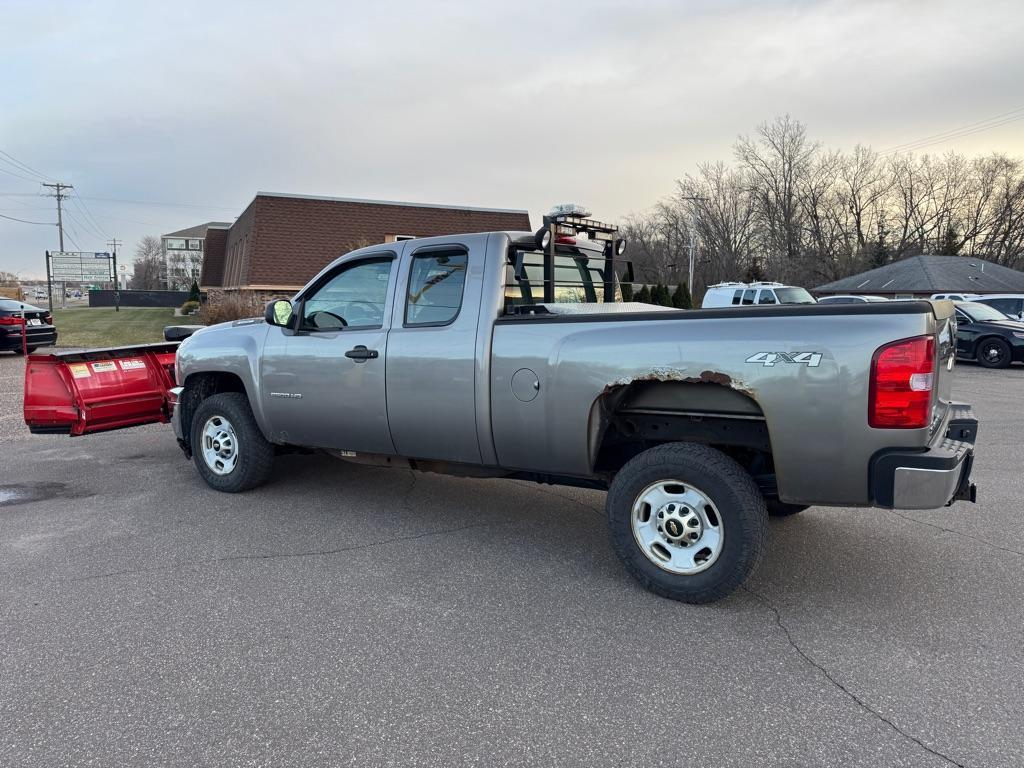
745,351,823,368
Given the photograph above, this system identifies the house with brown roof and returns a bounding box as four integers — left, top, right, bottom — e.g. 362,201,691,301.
198,192,531,305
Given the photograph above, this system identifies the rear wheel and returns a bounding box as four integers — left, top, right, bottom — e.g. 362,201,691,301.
11,346,36,355
977,338,1011,369
190,392,274,492
606,442,767,603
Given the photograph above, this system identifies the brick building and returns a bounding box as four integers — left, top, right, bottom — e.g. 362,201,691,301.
199,192,531,305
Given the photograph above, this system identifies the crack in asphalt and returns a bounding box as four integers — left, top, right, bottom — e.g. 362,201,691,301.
742,586,968,768
67,519,512,584
888,510,1024,557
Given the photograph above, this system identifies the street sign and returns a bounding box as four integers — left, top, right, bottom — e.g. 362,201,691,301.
48,251,113,282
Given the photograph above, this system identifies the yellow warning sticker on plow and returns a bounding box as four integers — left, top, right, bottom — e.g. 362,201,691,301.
69,364,91,379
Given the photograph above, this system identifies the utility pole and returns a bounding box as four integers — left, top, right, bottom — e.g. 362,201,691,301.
42,182,73,311
678,195,707,293
107,238,122,311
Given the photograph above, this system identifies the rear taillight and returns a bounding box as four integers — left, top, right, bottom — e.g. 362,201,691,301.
869,335,935,429
43,313,52,325
0,315,23,326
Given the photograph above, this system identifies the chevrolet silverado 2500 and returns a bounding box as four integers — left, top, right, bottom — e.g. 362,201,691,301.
24,216,978,603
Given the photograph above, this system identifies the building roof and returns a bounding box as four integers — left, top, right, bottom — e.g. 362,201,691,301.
815,255,1024,294
163,221,233,239
253,191,529,216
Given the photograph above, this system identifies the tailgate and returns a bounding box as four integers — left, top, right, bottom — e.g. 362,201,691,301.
931,300,958,435
24,343,179,435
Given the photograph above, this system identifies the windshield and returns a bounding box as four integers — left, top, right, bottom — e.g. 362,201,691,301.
773,287,816,304
960,302,1012,322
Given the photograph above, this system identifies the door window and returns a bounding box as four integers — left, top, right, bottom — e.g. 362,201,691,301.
302,257,393,330
741,289,756,305
981,298,1021,316
732,290,743,305
406,249,468,326
757,290,777,304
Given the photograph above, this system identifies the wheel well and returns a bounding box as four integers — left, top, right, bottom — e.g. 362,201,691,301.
591,381,778,495
179,372,248,452
975,334,1008,351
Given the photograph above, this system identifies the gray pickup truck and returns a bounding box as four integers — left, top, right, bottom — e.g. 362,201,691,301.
25,216,978,602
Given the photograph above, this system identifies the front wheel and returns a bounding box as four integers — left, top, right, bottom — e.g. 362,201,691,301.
977,338,1011,369
606,442,767,603
190,392,275,492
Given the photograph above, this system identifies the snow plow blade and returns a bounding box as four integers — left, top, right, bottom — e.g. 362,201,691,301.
24,343,179,435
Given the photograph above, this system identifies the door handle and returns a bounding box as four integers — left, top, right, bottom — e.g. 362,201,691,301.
345,345,379,362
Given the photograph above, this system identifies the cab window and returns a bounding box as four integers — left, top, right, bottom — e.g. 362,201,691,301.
302,257,393,330
405,249,468,326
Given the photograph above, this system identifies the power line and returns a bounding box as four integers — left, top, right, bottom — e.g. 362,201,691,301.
881,107,1024,155
70,193,110,238
0,211,54,225
0,148,55,182
65,201,108,241
77,194,236,210
0,164,42,183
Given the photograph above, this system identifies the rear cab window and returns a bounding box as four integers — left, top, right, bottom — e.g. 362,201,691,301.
405,248,468,326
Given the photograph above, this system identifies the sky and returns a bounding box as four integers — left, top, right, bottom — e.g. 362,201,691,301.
1,0,1023,279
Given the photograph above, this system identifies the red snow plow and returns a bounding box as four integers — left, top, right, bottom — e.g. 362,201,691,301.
23,344,179,435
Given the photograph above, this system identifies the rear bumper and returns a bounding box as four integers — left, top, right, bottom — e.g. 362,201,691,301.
870,402,978,510
1,327,57,350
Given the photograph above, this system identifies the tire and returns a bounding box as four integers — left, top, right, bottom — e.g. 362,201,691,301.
11,346,36,355
976,337,1011,369
190,392,274,493
606,442,767,604
766,499,809,517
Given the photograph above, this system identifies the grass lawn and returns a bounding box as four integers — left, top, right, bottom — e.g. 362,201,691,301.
51,307,177,348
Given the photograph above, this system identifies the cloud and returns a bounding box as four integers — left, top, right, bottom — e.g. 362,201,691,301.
2,0,1022,277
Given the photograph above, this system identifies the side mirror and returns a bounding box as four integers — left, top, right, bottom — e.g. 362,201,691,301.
265,299,294,328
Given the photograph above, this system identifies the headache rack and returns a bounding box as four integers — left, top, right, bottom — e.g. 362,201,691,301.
507,208,633,310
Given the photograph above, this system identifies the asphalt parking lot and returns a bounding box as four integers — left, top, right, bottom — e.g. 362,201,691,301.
1,352,1022,768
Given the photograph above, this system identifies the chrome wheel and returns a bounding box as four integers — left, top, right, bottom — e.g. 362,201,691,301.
631,480,724,575
201,415,238,476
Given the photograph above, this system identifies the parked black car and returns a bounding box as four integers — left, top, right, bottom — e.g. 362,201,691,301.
0,298,57,354
954,301,1024,369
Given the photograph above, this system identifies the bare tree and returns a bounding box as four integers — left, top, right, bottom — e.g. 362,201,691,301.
132,236,164,290
625,116,1024,299
734,115,818,279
